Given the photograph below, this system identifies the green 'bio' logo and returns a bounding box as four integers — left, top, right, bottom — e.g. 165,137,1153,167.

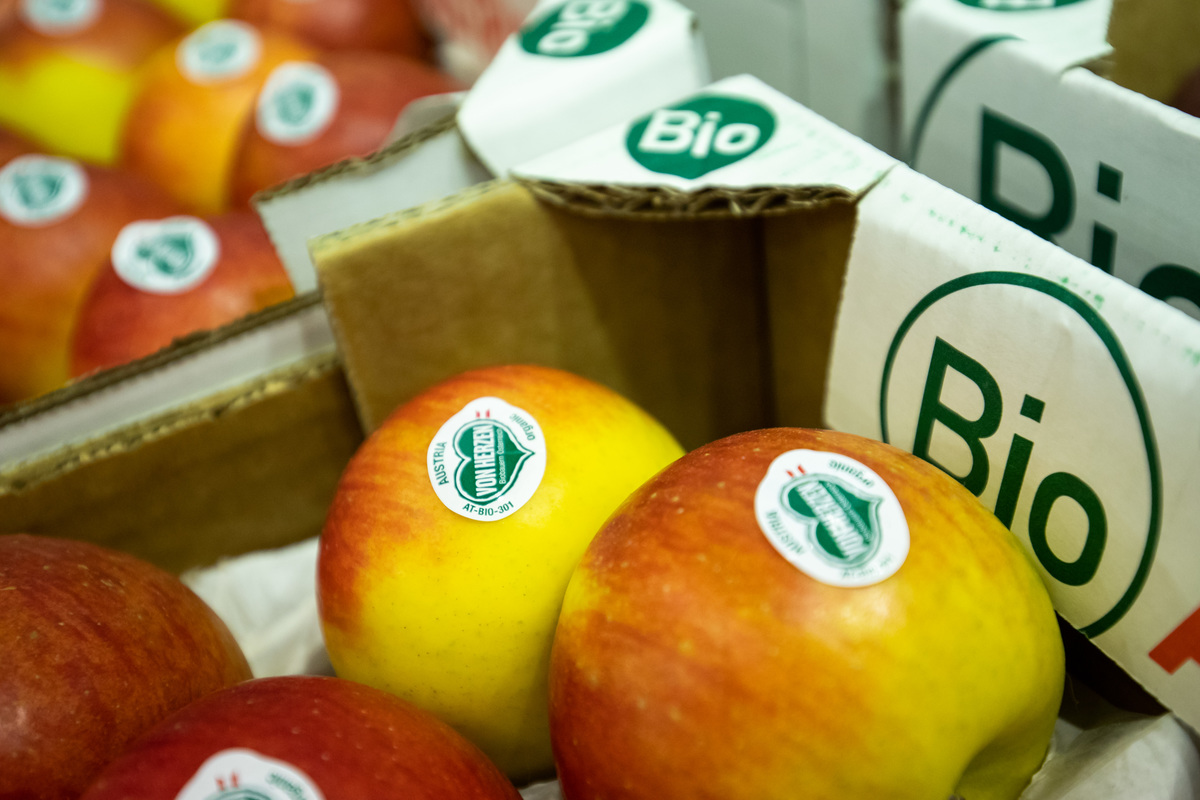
954,0,1089,9
782,476,882,568
520,0,649,57
453,419,534,506
626,95,776,180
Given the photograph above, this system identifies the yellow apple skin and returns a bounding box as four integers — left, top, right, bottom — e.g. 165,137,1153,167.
145,0,230,28
550,427,1065,800
0,0,183,164
317,364,685,784
119,21,313,214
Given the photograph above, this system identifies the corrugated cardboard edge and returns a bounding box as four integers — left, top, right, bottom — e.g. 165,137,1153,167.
0,350,340,494
251,112,463,205
0,292,326,430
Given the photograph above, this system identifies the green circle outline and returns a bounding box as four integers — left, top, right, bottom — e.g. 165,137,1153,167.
879,270,1161,638
953,0,1090,8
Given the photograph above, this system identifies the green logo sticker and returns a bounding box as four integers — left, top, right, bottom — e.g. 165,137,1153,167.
878,271,1160,637
20,0,99,34
755,449,909,587
626,95,776,180
111,216,220,294
428,397,547,521
954,0,1089,9
257,62,340,144
520,0,649,57
0,155,88,227
178,20,262,83
175,749,324,800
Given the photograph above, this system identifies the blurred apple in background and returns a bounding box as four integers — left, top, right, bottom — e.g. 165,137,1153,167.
80,676,524,800
119,18,313,214
550,427,1065,800
231,51,460,205
0,149,180,404
318,364,684,783
0,0,183,164
0,533,253,800
145,0,228,28
228,0,429,57
70,210,293,377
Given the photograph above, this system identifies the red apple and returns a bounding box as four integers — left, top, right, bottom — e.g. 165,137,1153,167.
0,0,183,164
0,151,181,404
80,676,524,800
227,0,429,58
119,19,314,214
549,427,1066,800
0,533,253,800
230,50,461,206
69,210,294,377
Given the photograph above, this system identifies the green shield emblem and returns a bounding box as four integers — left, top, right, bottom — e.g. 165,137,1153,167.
137,233,195,276
782,476,882,568
453,419,534,506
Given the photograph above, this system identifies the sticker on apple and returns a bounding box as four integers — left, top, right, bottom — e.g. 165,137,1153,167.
20,0,101,35
0,154,88,227
257,61,341,145
428,397,547,522
754,449,909,588
111,216,220,295
177,19,263,84
175,749,325,800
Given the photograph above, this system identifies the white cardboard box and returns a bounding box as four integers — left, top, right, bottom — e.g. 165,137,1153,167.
900,0,1200,319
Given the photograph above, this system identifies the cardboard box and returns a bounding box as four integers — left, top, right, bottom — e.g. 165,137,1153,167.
900,0,1200,319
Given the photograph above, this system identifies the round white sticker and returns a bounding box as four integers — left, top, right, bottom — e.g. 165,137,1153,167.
111,216,220,294
20,0,101,35
754,449,909,588
427,397,547,522
256,61,340,145
177,19,262,84
0,155,88,227
175,749,325,800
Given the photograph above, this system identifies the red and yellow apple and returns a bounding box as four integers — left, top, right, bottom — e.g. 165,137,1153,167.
0,151,181,404
0,0,183,164
144,0,230,29
80,676,523,800
230,51,460,205
317,364,684,783
0,533,252,800
69,209,293,377
549,427,1066,800
227,0,429,57
119,19,314,213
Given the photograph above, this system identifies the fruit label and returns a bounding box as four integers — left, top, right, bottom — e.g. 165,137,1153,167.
427,397,547,521
754,449,909,588
626,94,777,180
111,216,220,295
20,0,101,35
257,62,341,145
520,1,650,58
0,155,88,227
175,749,325,800
178,20,263,84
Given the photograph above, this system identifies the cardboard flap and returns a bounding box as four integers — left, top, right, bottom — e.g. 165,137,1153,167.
310,178,789,449
255,116,492,292
1107,0,1200,105
457,0,709,176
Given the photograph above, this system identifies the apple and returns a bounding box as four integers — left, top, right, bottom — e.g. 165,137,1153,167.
230,51,460,206
0,151,181,404
227,0,429,58
0,0,183,164
145,0,230,28
0,533,253,800
119,19,314,214
69,210,294,377
317,364,685,783
549,427,1066,800
80,676,524,800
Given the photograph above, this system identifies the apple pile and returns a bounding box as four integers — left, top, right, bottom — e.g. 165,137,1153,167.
0,0,460,405
0,533,253,799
